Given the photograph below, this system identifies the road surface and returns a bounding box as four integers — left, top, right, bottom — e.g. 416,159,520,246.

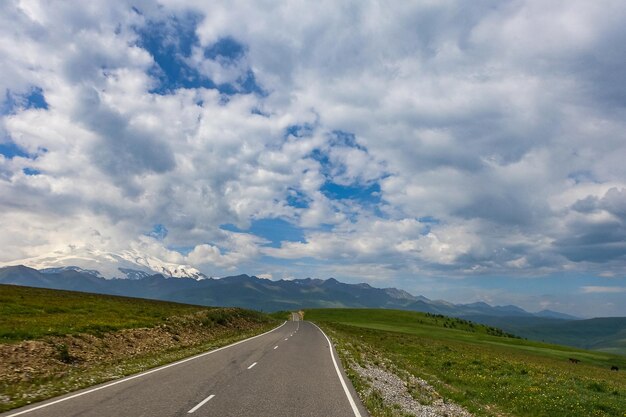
2,314,368,417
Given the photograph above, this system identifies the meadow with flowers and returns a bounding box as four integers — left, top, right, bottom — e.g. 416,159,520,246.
308,309,626,417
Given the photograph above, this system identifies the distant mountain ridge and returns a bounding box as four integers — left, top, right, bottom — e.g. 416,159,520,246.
0,249,207,280
0,265,573,319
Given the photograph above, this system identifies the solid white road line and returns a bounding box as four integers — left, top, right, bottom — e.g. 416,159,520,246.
4,322,287,417
187,394,215,414
247,362,257,370
310,322,363,417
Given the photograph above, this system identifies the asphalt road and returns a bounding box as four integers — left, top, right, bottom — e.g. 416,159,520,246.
2,315,368,417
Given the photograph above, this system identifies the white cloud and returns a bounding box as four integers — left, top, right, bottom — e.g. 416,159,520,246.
2,1,626,314
581,286,626,294
256,273,272,280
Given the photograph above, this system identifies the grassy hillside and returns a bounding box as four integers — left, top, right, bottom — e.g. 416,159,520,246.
463,315,626,355
0,284,276,412
0,284,211,342
308,308,626,417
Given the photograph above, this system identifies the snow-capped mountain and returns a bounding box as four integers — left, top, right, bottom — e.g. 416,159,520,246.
1,247,207,280
39,266,105,278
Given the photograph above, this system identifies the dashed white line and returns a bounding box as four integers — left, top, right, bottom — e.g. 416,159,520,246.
274,346,278,349
285,338,288,340
187,394,215,414
247,362,258,369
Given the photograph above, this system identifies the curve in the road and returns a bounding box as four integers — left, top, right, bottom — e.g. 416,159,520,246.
2,318,368,417
312,322,363,417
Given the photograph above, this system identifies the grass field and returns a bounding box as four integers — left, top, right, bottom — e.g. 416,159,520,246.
0,284,276,412
0,284,214,342
307,308,626,417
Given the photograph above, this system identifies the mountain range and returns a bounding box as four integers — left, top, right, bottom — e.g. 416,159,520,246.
0,264,574,318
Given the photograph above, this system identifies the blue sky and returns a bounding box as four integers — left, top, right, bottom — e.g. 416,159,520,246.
1,1,626,317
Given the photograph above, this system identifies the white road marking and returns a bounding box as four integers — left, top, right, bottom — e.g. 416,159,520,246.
274,346,278,349
311,322,363,417
187,394,215,414
285,338,288,340
4,322,287,417
247,362,258,369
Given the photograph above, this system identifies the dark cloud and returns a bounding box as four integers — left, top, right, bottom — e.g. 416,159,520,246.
573,25,626,109
456,193,535,226
556,218,626,263
558,187,626,263
557,239,626,263
601,187,626,219
74,87,176,190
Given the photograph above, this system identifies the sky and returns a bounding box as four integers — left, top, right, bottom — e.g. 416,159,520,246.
1,1,626,317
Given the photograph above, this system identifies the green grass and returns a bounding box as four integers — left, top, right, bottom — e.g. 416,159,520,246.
0,284,278,412
307,308,626,417
463,316,626,356
0,284,209,342
267,310,292,321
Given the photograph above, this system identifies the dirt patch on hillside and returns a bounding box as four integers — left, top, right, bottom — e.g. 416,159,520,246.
0,309,272,411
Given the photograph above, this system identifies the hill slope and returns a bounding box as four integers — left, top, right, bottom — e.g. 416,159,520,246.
463,315,626,356
0,284,274,412
0,283,232,342
308,308,626,417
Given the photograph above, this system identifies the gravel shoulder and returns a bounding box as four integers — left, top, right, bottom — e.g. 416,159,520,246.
319,324,474,417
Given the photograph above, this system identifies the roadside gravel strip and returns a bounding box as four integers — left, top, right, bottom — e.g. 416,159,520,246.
352,361,472,417
317,325,472,417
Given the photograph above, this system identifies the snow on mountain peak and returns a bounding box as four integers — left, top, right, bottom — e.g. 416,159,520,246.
0,247,207,280
39,266,105,278
114,250,207,280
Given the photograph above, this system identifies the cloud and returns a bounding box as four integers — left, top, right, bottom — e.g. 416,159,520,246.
74,87,177,189
553,187,626,263
2,1,626,314
256,273,272,280
581,286,626,294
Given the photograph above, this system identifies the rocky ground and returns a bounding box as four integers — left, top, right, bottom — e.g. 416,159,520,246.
351,360,473,417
